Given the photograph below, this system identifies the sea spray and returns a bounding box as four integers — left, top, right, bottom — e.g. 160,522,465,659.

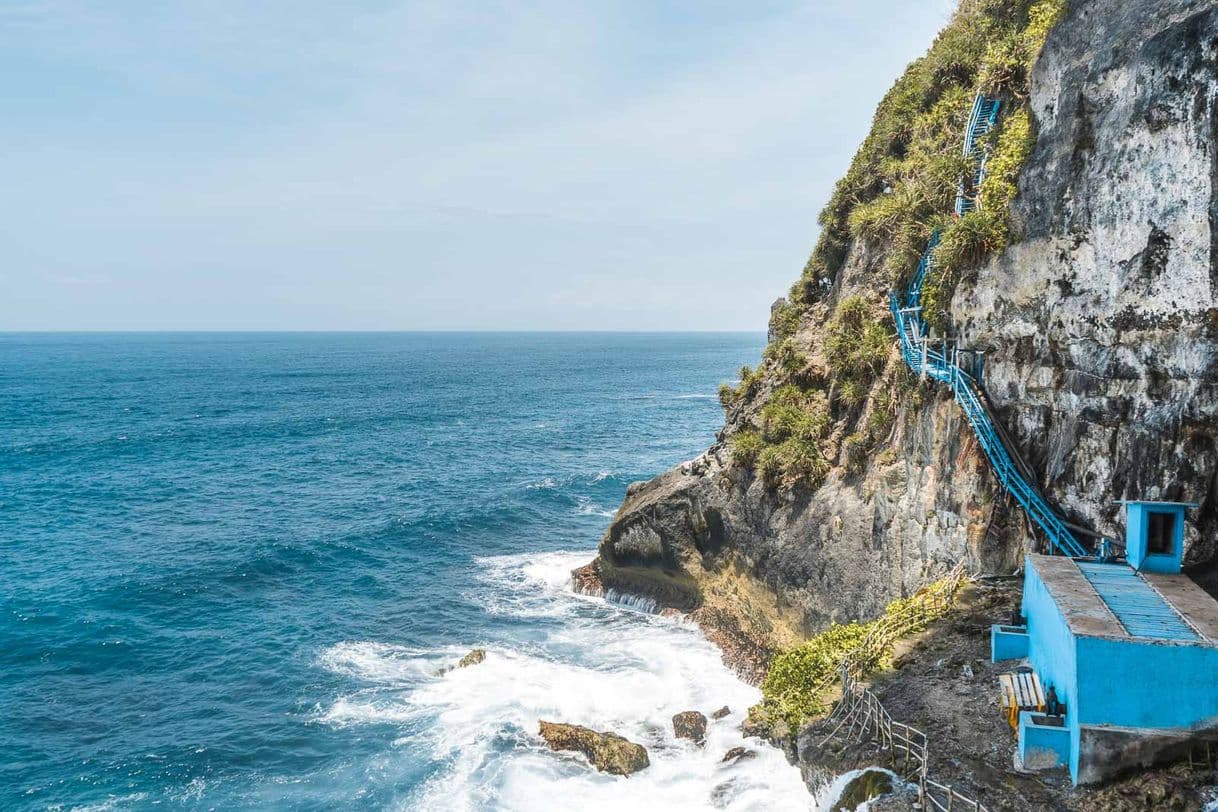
318,551,810,810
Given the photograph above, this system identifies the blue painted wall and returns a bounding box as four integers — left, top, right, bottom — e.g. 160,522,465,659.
991,624,1029,662
1019,711,1070,768
1075,636,1218,730
1023,556,1218,782
1125,502,1186,574
1021,559,1083,780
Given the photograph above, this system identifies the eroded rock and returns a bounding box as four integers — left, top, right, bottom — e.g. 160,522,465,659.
834,768,896,810
537,721,650,776
457,648,486,668
672,710,708,744
720,746,756,764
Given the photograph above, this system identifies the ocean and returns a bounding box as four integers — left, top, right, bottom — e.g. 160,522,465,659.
1,332,813,810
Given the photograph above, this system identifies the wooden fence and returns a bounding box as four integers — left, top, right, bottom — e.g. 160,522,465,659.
818,564,989,811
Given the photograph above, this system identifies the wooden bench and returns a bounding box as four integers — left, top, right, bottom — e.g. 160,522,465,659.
999,671,1045,731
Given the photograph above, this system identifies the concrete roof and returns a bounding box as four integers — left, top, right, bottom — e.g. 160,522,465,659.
1029,554,1218,646
1142,572,1218,644
1029,554,1127,640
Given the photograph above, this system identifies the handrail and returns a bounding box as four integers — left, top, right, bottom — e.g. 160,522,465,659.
889,237,1089,558
956,93,1002,215
817,565,988,811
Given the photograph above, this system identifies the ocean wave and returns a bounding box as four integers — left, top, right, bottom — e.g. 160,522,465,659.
574,497,616,518
315,552,809,811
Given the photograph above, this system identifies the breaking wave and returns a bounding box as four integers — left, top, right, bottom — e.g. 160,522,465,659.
317,551,810,811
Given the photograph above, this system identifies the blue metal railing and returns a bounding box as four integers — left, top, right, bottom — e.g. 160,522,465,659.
955,94,1002,216
890,236,1087,558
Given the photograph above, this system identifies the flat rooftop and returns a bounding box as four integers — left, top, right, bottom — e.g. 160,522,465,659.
1028,554,1218,645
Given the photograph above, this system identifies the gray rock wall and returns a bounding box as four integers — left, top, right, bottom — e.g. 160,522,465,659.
957,0,1218,562
597,0,1218,638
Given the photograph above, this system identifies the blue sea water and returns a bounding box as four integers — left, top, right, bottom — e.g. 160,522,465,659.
1,332,811,810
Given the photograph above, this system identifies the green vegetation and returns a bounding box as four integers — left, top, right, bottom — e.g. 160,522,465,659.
718,365,763,410
730,429,763,467
768,299,802,343
756,622,869,731
824,296,892,407
792,0,1067,312
754,386,832,489
723,0,1068,487
754,574,963,731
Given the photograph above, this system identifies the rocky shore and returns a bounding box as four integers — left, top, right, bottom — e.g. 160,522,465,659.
576,0,1218,806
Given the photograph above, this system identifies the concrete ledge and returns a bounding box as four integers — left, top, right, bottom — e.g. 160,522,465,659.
1018,711,1070,771
991,624,1029,662
1076,723,1206,785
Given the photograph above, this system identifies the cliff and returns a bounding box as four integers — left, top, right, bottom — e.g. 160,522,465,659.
586,0,1218,680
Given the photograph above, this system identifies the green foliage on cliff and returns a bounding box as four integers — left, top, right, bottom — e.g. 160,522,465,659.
753,386,832,489
725,0,1068,486
757,622,868,731
791,0,1066,316
718,365,763,410
730,429,763,467
755,573,964,731
824,296,892,406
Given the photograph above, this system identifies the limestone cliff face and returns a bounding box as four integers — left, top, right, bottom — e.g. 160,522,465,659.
593,0,1218,669
958,0,1218,560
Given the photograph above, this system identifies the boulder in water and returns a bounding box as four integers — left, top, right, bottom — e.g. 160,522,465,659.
672,710,708,744
537,721,650,776
710,706,731,720
435,648,487,676
720,746,756,764
457,648,486,668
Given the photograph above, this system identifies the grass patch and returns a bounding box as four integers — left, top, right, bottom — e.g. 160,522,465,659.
789,0,1067,312
753,573,964,731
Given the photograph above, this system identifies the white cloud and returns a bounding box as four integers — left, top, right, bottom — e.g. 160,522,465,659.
1,0,951,330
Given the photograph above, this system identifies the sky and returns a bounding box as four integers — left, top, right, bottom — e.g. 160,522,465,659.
2,1,955,331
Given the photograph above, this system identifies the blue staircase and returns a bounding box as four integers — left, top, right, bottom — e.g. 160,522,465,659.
889,235,1088,558
955,94,1001,216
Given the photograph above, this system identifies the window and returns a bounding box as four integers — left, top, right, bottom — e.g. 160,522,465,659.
1147,511,1175,556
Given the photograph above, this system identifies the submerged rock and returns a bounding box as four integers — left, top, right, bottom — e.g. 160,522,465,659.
435,648,487,676
711,706,731,720
537,720,650,776
672,710,708,744
720,746,756,764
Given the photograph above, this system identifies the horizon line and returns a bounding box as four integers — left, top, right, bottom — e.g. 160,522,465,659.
0,328,768,335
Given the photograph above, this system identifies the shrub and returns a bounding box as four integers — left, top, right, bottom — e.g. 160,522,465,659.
769,300,802,342
923,208,1006,331
763,338,807,378
755,572,964,730
759,622,869,729
824,297,892,404
753,386,833,489
718,365,764,410
731,429,763,468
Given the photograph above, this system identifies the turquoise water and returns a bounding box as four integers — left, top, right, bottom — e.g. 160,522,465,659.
2,332,810,810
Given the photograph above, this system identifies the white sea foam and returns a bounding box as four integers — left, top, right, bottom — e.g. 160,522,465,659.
603,588,659,614
317,549,811,811
575,497,617,518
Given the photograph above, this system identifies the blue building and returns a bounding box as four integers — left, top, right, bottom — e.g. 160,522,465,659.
992,501,1218,784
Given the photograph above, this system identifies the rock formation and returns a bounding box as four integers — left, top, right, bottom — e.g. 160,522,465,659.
537,721,650,776
586,0,1218,681
671,711,708,745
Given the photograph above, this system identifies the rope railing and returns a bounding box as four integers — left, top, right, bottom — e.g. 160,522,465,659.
817,564,988,811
